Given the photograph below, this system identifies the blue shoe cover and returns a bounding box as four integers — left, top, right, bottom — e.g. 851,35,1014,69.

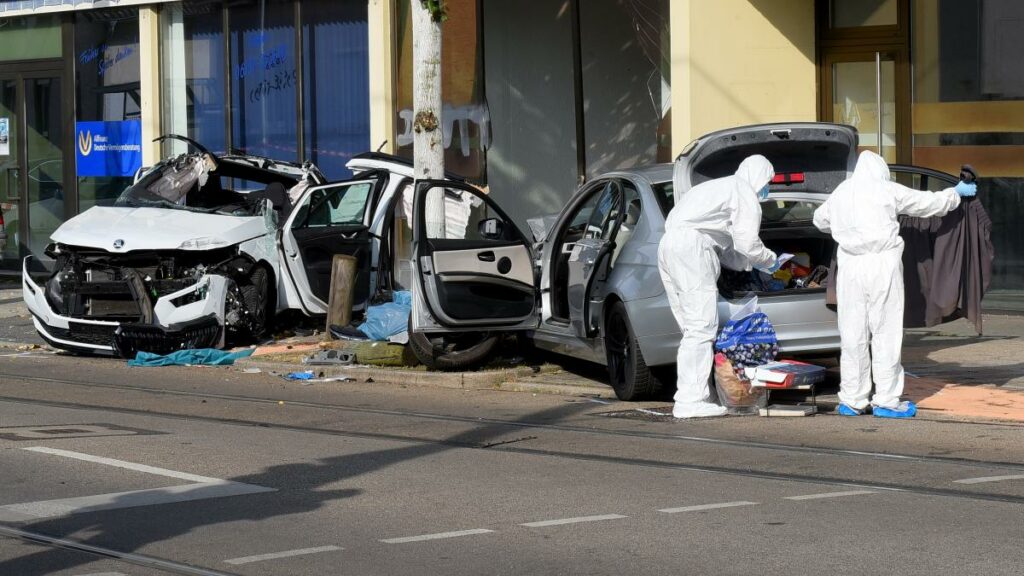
873,401,917,419
837,404,865,416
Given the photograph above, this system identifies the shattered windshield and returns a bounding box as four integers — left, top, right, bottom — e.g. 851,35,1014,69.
115,153,302,216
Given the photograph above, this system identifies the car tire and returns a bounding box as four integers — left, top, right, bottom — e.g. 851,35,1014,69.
604,301,662,401
239,267,270,341
407,317,500,371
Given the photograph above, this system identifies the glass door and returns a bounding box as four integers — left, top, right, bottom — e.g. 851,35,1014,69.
0,70,66,270
0,76,19,263
823,50,901,163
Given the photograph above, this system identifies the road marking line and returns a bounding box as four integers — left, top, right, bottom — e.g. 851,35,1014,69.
380,529,494,544
224,545,343,565
658,501,758,514
74,573,127,576
0,482,274,522
785,490,877,501
954,474,1024,485
521,514,626,528
2,447,274,521
22,447,222,483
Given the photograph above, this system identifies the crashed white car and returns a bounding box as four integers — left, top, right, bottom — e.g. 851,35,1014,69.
23,138,373,356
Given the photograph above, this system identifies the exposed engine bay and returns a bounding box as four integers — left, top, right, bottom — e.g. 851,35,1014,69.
42,244,265,356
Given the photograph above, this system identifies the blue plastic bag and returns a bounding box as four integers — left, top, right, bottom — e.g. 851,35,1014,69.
358,291,412,341
714,311,779,370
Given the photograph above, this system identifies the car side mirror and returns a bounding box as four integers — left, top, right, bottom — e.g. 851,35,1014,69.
479,217,504,240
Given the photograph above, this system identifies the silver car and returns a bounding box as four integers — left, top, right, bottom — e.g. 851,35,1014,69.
411,122,945,400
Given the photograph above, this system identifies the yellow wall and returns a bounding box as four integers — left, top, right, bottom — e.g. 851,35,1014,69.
139,6,162,166
671,0,817,156
369,0,396,153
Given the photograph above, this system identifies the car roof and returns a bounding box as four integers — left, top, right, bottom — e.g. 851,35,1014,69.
602,164,674,186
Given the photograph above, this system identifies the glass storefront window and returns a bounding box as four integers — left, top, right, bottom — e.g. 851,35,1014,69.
830,0,897,28
301,0,369,179
580,0,671,177
482,0,577,229
395,0,488,182
161,1,227,157
912,0,1024,292
229,0,298,162
75,8,140,211
0,15,61,61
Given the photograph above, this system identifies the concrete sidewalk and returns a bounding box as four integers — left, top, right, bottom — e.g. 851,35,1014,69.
901,315,1024,421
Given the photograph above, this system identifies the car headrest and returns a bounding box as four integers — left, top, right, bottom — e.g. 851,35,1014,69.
624,200,641,226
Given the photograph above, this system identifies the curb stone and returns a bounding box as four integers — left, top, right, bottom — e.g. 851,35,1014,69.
234,358,618,399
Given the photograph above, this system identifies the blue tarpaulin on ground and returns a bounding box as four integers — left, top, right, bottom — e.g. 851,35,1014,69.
358,291,413,341
128,348,255,367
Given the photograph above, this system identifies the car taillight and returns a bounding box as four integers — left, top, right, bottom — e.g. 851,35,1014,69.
771,172,805,185
0,207,5,228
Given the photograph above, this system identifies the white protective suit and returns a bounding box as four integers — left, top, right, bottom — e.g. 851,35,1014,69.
658,155,777,418
813,150,961,411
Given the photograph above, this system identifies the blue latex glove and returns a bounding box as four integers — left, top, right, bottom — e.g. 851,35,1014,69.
758,185,770,200
955,181,977,197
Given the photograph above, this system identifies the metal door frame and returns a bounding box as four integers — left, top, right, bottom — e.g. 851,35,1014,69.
0,59,73,269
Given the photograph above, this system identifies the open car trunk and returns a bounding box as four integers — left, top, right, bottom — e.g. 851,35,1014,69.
678,123,854,300
718,225,835,299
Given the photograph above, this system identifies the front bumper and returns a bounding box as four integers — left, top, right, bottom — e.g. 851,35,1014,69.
23,256,229,356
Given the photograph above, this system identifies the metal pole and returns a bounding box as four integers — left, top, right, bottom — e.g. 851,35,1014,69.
875,51,883,156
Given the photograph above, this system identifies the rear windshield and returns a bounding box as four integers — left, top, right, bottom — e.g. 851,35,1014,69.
760,199,820,227
654,180,820,227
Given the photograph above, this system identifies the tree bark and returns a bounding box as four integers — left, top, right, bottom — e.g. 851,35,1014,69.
412,0,446,238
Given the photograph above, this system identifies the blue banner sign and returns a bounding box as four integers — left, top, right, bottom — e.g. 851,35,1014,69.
75,120,142,177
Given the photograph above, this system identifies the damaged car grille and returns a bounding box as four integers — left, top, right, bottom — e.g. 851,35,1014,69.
113,315,222,357
46,247,237,322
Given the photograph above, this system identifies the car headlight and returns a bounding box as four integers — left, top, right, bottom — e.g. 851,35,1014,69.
178,237,230,250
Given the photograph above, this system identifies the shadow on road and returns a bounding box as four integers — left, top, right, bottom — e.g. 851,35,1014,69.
0,402,592,575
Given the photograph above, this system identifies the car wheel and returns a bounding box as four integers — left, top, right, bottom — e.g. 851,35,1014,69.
604,301,661,401
407,317,500,371
239,267,270,341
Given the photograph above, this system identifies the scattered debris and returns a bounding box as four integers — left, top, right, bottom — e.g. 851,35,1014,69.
303,349,355,366
241,367,262,374
285,370,315,380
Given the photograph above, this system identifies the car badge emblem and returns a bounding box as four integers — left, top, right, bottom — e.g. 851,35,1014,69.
113,239,125,249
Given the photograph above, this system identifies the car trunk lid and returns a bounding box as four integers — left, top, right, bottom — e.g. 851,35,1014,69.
681,123,858,197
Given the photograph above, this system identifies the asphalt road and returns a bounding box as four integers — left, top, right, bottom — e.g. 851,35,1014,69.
1,354,1022,576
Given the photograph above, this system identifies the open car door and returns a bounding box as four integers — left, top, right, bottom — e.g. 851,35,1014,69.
565,179,639,338
411,179,540,333
281,176,380,315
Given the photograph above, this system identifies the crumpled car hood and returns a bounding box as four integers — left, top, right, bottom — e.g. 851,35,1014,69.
51,206,270,252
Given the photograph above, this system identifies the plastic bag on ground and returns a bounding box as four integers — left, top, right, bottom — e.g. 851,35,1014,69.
128,348,254,367
713,353,767,415
358,291,413,341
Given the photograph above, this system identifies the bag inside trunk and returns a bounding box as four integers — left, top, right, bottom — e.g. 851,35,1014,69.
718,225,835,299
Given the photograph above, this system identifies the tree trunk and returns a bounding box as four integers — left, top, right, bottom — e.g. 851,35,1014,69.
412,0,446,238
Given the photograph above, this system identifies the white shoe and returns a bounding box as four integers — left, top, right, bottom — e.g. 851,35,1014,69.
673,401,728,419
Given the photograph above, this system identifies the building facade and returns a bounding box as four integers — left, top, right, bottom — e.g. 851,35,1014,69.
0,0,1020,305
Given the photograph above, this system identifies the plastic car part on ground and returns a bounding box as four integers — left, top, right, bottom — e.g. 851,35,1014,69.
358,291,413,341
303,349,355,366
127,348,254,367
